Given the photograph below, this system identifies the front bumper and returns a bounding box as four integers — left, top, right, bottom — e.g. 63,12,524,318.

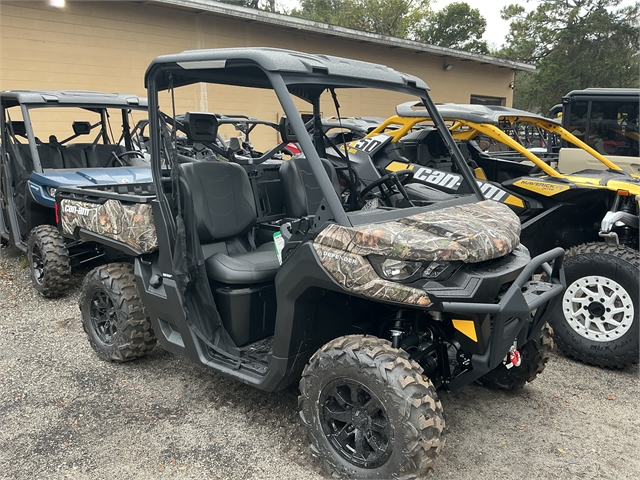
441,247,565,390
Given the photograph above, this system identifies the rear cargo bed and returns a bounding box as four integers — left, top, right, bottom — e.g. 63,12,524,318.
56,182,158,255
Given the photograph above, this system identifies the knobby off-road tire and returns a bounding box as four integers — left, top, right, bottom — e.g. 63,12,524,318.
476,323,554,390
299,335,445,479
79,263,156,362
27,225,71,298
549,242,639,368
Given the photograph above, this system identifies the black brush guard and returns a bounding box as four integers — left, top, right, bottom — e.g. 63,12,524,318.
441,247,565,389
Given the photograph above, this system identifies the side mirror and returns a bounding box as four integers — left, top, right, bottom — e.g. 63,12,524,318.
278,116,298,143
183,112,219,143
72,121,92,135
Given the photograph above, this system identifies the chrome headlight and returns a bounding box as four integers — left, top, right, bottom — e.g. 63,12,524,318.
47,187,57,198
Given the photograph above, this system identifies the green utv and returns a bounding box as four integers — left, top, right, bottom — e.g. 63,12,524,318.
56,48,564,479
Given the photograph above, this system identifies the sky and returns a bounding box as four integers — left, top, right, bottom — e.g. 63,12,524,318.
281,0,638,50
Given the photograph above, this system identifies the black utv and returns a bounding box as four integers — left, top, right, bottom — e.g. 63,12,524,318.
57,48,565,479
0,90,149,297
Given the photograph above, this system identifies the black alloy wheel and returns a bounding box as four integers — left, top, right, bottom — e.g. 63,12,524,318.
80,263,156,362
90,289,118,345
299,335,444,479
320,379,392,468
31,242,45,284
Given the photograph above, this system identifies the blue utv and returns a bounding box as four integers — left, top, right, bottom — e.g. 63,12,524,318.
0,90,150,297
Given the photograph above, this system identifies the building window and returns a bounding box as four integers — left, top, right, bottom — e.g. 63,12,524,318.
470,95,505,106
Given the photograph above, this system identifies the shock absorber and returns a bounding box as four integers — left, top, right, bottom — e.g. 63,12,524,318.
620,195,638,215
617,195,638,248
600,190,639,247
389,311,406,349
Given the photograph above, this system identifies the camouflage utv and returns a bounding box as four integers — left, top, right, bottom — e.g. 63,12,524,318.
335,102,638,368
56,48,564,479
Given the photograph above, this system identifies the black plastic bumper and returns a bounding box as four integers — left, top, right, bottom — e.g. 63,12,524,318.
441,247,565,390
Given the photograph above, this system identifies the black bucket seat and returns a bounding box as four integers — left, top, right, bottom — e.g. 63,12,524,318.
179,161,280,285
278,157,342,218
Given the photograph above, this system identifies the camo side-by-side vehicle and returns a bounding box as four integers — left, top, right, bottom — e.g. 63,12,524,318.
56,48,564,479
333,103,638,368
0,90,150,297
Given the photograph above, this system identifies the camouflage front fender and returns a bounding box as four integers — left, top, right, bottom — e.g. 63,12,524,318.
313,200,520,305
59,198,158,254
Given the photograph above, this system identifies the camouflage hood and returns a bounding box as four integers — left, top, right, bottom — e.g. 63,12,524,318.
315,200,520,263
312,200,520,307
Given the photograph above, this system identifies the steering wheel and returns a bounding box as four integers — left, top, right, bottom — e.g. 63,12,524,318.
109,150,145,167
359,170,415,206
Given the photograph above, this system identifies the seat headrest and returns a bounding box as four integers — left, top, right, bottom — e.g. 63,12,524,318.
179,161,257,243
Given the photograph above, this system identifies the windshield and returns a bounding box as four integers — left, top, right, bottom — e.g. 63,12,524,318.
565,99,639,157
16,105,149,171
26,106,146,147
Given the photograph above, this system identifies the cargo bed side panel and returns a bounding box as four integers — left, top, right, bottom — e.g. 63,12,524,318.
60,198,158,253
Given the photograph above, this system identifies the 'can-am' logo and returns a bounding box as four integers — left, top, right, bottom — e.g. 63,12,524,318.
63,204,90,216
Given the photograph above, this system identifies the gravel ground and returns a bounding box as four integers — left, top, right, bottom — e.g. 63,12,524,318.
0,245,638,480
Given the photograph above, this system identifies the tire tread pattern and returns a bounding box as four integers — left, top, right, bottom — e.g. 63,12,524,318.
299,335,445,479
28,225,71,298
553,242,639,368
476,323,553,390
79,263,156,362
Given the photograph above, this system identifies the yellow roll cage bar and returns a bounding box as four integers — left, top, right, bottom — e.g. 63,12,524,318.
366,114,626,180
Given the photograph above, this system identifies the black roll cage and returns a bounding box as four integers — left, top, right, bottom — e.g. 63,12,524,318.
1,102,144,173
145,56,485,248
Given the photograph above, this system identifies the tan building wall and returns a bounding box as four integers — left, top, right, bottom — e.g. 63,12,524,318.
0,0,516,148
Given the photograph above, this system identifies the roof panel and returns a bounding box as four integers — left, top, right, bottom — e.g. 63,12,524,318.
0,90,148,108
147,47,430,92
563,88,640,101
396,101,560,125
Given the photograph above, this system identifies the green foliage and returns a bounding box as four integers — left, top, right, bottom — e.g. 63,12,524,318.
291,0,490,55
219,1,276,12
414,2,489,54
292,0,430,38
499,0,640,113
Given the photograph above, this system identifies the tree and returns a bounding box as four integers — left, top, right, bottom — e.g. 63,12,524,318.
292,1,490,54
414,2,489,54
220,1,276,12
292,0,431,39
499,0,640,113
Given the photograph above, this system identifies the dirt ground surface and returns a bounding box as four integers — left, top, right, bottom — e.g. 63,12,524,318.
0,246,638,480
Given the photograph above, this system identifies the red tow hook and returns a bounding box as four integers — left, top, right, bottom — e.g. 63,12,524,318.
505,345,522,369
